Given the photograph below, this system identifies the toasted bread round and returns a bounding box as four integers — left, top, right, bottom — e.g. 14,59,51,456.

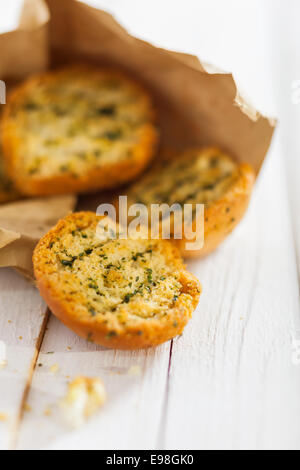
33,212,201,349
121,147,255,258
2,65,158,196
0,137,19,204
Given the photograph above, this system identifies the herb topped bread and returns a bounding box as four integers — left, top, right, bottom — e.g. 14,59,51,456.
2,65,158,196
33,212,201,349
0,135,19,204
123,147,255,258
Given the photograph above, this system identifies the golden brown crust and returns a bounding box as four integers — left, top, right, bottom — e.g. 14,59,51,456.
177,162,255,258
2,65,158,196
119,147,255,258
33,212,201,349
0,132,19,204
7,126,157,197
0,180,19,204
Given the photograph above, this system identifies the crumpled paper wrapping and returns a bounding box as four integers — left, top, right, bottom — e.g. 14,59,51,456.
0,195,76,279
0,0,275,280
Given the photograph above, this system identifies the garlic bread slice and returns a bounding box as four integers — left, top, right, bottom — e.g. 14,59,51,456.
124,147,255,258
2,65,158,196
33,212,201,349
0,136,19,204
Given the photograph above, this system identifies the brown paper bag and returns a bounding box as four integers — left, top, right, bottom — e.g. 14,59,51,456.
0,0,77,279
0,195,76,279
45,0,275,172
0,0,49,80
0,0,275,280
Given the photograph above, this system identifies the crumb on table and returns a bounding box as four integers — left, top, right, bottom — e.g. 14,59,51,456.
60,376,106,428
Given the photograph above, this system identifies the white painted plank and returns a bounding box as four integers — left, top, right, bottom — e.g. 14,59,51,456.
18,141,300,450
286,126,300,276
163,142,300,450
0,268,47,450
16,314,171,450
265,0,300,275
1,0,297,451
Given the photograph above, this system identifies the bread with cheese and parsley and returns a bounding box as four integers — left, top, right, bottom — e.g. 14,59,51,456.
0,131,19,204
2,65,158,196
122,147,255,258
33,212,201,349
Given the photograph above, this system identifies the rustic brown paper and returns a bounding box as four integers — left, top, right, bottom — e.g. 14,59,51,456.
0,0,49,80
0,0,76,280
0,0,275,280
0,195,76,279
45,0,275,172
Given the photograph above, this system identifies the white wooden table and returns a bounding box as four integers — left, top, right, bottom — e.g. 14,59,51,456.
0,0,299,450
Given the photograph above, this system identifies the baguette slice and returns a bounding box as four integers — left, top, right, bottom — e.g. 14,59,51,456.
0,137,19,204
123,147,255,258
2,65,158,196
33,212,201,349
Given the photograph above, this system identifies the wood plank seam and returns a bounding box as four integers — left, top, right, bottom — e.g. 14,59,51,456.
156,339,173,449
10,308,50,450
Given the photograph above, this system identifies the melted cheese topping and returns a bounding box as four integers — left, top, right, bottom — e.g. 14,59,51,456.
9,66,156,178
43,216,188,325
127,148,238,210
